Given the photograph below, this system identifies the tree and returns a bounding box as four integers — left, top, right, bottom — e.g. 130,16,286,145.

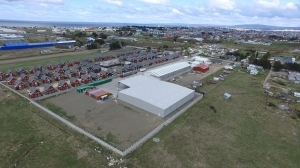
257,59,271,69
95,39,105,45
120,41,126,47
163,45,168,49
99,33,107,39
109,41,121,50
146,46,151,52
92,32,98,38
273,61,283,71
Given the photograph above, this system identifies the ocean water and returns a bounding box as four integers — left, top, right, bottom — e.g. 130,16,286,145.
0,19,180,28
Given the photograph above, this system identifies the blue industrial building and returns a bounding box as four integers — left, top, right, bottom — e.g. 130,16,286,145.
0,40,76,50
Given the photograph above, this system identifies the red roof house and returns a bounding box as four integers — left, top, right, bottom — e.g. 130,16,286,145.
28,77,39,87
57,80,69,90
20,73,29,82
41,75,52,84
70,77,80,87
6,76,16,85
43,84,56,94
14,80,26,90
28,87,43,98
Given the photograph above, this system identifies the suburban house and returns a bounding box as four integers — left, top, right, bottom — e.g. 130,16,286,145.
53,72,62,81
90,72,99,81
28,77,39,87
6,69,16,77
36,65,43,71
81,75,92,84
57,80,69,90
6,76,16,85
70,77,80,87
14,80,26,90
16,67,27,75
41,75,52,84
99,70,108,79
29,66,37,74
20,73,29,82
0,72,6,81
28,87,42,98
43,84,56,94
46,64,54,70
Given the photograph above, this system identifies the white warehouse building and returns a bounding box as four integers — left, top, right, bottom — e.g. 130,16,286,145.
146,62,191,80
118,75,195,118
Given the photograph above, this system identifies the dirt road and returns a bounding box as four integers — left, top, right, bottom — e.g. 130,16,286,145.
0,50,98,65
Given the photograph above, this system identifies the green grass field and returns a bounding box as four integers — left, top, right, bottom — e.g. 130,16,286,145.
125,70,300,167
0,87,121,168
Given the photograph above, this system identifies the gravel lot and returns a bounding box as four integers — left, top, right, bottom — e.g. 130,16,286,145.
46,91,164,150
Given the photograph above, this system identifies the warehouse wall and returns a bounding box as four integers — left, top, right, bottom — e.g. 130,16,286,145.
118,90,195,118
118,92,164,117
164,91,194,117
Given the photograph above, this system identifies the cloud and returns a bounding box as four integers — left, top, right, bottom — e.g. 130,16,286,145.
209,0,235,10
99,0,123,6
172,8,183,15
255,0,297,10
140,0,169,5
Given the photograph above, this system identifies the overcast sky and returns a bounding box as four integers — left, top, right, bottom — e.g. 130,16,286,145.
0,0,300,26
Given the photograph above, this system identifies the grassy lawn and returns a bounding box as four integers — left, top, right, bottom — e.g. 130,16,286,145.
0,87,121,168
126,69,300,167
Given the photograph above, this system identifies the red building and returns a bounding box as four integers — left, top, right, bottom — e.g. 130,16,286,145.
41,75,52,84
14,80,26,90
0,72,6,81
28,87,43,98
46,64,54,70
43,84,56,94
70,77,80,87
81,75,92,84
28,78,39,87
6,76,16,85
193,64,209,73
20,74,29,82
57,80,69,90
6,69,16,77
29,67,37,74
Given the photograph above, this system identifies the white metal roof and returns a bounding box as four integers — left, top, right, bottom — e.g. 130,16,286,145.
119,75,194,110
148,62,190,78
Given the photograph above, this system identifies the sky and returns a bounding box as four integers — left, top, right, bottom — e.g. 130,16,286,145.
0,0,300,26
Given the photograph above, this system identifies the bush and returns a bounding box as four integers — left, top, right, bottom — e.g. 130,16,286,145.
275,80,286,86
290,114,297,120
268,102,276,107
209,106,217,113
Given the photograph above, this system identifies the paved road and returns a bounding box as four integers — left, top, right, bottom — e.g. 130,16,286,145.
0,50,98,65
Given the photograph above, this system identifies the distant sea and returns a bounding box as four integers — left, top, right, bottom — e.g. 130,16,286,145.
0,19,183,28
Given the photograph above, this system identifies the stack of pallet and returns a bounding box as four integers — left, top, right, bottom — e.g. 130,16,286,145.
85,88,110,100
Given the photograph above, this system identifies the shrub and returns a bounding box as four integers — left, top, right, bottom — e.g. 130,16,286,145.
290,114,297,120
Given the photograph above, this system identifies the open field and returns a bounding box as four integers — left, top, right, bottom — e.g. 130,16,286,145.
0,86,123,168
125,69,300,167
220,41,300,60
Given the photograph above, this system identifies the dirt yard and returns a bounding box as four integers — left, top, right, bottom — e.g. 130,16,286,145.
46,91,165,150
172,63,229,88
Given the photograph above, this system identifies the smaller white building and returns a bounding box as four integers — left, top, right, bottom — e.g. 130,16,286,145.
147,62,191,80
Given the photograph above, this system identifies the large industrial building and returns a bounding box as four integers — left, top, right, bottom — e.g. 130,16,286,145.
146,62,191,80
0,41,76,50
118,75,195,118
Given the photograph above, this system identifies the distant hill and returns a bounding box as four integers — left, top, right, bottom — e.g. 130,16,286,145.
231,24,300,30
